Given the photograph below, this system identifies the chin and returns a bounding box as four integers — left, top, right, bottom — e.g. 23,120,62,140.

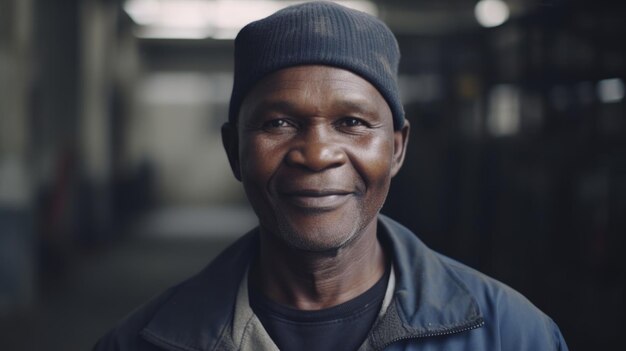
270,213,365,253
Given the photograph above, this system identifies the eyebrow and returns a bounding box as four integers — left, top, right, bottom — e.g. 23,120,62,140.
334,99,376,115
250,100,299,116
250,98,377,117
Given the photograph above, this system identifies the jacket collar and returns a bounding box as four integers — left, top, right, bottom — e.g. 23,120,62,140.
366,215,484,349
140,230,259,351
139,216,483,351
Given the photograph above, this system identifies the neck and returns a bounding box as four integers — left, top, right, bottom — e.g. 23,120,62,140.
251,220,387,310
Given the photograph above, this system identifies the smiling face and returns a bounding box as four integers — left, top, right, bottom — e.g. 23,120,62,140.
223,65,409,252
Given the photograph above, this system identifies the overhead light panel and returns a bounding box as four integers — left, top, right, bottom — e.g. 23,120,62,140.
124,0,378,40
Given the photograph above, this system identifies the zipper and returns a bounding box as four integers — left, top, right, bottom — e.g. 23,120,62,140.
378,318,485,350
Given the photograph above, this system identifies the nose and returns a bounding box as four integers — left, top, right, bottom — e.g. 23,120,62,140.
285,128,347,171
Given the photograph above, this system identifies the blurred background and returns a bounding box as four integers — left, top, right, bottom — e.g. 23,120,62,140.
0,0,624,349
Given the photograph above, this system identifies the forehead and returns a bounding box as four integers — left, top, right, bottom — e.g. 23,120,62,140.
239,65,392,119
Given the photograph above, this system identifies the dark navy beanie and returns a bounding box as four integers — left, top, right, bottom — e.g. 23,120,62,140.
229,1,404,130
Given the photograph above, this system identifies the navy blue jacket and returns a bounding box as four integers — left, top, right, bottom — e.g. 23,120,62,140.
94,215,568,350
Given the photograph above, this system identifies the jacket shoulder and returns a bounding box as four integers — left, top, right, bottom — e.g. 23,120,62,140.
378,215,568,350
93,230,258,351
93,286,177,350
439,255,568,350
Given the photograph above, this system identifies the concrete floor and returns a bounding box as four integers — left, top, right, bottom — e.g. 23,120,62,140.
0,206,256,351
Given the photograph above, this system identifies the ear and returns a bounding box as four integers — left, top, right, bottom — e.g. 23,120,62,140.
390,119,410,178
221,122,242,181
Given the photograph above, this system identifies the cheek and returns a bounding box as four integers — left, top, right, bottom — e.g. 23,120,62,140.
239,136,283,184
353,136,395,187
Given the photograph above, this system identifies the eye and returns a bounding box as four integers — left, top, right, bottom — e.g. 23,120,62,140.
337,117,368,128
263,118,293,129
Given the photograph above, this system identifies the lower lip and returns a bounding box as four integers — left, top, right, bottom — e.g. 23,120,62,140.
282,194,352,210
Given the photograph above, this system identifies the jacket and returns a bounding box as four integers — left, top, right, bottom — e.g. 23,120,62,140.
94,215,569,350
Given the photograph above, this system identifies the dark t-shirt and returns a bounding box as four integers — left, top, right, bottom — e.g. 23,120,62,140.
249,266,390,351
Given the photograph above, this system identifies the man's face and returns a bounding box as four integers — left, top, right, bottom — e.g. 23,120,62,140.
223,65,409,252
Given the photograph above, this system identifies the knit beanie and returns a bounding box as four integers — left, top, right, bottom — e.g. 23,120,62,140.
229,1,404,130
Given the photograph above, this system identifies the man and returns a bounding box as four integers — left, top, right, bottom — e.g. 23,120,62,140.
95,2,568,350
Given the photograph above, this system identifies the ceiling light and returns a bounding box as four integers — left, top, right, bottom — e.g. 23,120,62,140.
597,78,625,103
474,0,510,28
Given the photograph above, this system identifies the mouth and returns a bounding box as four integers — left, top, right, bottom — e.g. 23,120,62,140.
279,189,353,210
